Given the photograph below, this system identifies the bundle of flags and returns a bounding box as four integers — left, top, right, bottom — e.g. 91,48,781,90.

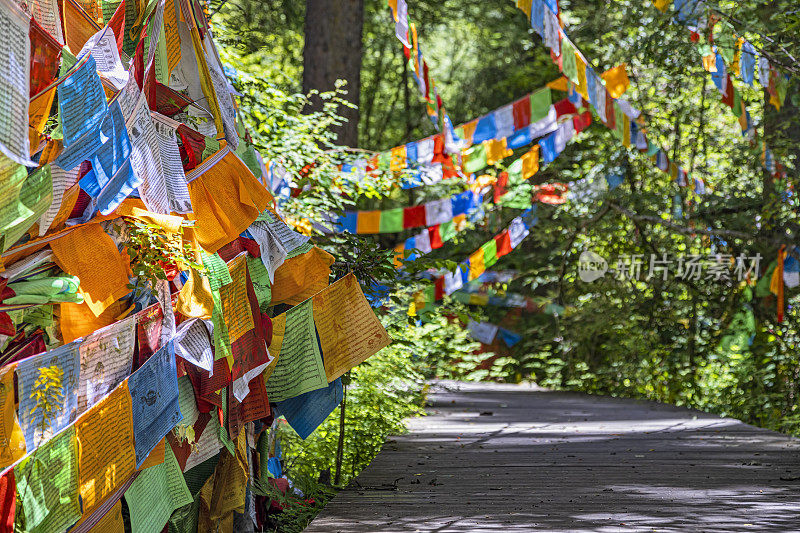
0,0,392,531
467,320,522,347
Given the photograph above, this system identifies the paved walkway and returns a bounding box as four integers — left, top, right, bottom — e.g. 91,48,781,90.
305,381,800,532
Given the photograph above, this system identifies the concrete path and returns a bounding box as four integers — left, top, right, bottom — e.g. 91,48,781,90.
305,381,800,532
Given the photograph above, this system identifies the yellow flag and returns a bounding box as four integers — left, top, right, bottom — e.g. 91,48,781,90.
29,88,56,156
469,248,485,281
547,76,569,92
601,64,630,98
0,364,25,469
653,0,669,12
516,0,532,17
51,223,133,317
76,382,136,517
521,146,540,179
390,145,407,171
175,267,215,320
356,210,382,234
186,148,274,253
271,247,334,306
312,273,391,381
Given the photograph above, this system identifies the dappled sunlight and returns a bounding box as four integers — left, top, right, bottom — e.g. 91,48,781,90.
307,385,800,532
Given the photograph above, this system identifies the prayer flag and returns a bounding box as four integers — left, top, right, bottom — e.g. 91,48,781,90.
275,378,343,440
601,64,629,98
356,210,381,234
264,300,328,401
128,340,183,468
472,114,497,144
76,381,136,517
17,342,80,450
468,248,485,281
14,427,81,533
481,239,498,268
403,204,426,229
379,208,404,233
0,0,33,166
513,95,532,130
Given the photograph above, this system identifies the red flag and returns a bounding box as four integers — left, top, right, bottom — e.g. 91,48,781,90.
513,95,531,130
29,19,61,97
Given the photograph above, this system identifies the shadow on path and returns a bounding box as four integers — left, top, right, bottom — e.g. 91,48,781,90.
305,381,800,532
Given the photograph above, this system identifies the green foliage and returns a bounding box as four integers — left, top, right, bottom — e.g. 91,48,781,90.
251,476,335,533
122,219,202,298
29,365,64,440
402,304,495,381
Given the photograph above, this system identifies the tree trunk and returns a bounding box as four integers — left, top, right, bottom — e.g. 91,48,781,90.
302,0,364,147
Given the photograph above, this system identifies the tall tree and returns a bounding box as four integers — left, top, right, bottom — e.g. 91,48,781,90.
303,0,365,147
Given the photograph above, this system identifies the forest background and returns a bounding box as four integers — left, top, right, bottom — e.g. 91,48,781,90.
204,1,799,530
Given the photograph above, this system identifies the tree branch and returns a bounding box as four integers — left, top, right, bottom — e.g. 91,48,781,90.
557,203,611,304
607,202,794,247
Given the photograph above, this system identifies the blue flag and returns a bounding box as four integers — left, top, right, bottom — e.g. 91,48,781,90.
499,328,522,347
128,340,183,468
740,42,756,86
539,132,558,163
531,0,545,35
55,56,109,171
275,378,343,440
472,114,497,144
79,101,138,215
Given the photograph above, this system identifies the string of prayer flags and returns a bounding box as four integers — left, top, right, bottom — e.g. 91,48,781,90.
412,206,538,310
335,190,479,234
387,0,459,142
398,135,579,264
326,87,561,197
452,290,539,311
400,215,469,262
346,109,583,259
649,0,788,180
517,0,707,195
